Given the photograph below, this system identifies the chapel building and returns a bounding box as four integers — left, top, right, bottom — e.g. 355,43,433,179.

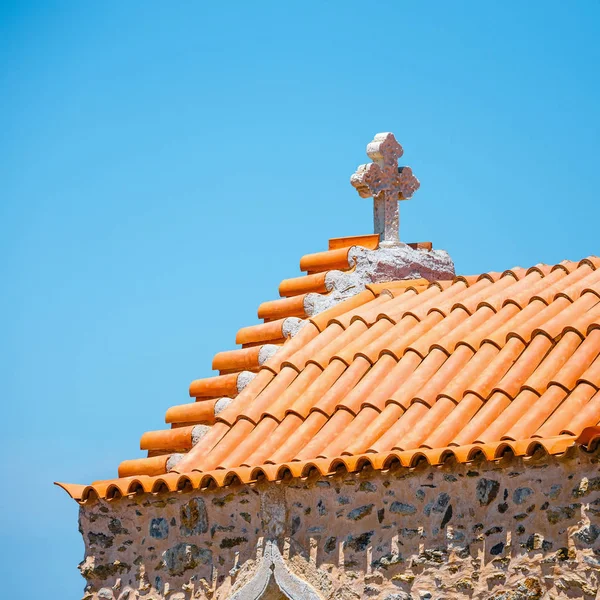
58,133,600,600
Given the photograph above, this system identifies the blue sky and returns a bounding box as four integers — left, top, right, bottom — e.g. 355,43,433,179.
2,2,600,597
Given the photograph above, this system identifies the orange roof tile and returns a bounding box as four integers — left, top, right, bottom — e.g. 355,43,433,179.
56,236,600,501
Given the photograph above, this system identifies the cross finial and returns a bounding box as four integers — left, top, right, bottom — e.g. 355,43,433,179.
350,132,420,247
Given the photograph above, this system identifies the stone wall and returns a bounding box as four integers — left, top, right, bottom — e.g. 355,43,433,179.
78,448,600,600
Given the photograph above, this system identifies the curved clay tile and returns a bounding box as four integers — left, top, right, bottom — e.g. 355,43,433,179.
358,319,418,363
257,294,307,321
308,322,367,369
54,482,86,501
577,351,600,389
189,372,241,399
261,365,322,422
212,344,282,374
535,382,598,438
236,318,289,346
366,278,428,295
241,416,302,467
533,262,593,303
408,309,472,357
533,293,600,342
387,350,447,410
502,386,568,441
344,354,420,413
372,287,425,324
281,324,343,372
412,345,474,407
382,313,445,361
299,247,352,274
332,294,394,328
261,323,320,373
224,417,282,468
454,273,519,314
436,343,499,403
567,303,600,338
467,338,526,400
458,304,521,352
328,234,380,251
118,454,169,478
506,267,567,309
334,319,394,365
171,422,230,473
548,330,600,391
140,426,196,452
215,370,274,424
374,403,431,453
279,271,329,297
287,360,347,419
165,399,219,425
309,289,375,331
266,412,329,465
311,358,372,416
237,370,300,425
61,252,600,501
557,266,600,302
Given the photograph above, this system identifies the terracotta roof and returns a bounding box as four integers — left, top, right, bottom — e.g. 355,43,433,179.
57,236,600,502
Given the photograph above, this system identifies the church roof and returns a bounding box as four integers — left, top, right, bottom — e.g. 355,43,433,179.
57,235,600,502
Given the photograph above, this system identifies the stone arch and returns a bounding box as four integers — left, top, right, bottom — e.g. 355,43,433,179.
229,540,323,600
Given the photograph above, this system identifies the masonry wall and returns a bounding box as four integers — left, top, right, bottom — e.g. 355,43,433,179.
78,449,600,600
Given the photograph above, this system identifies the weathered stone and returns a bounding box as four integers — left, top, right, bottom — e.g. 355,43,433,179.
525,533,544,551
350,132,420,245
400,527,420,538
513,487,534,505
476,478,500,506
149,518,169,540
373,553,403,568
545,484,562,499
572,476,600,497
162,543,211,576
485,526,503,536
547,504,576,524
440,504,453,528
305,244,454,316
212,493,234,507
359,481,377,493
79,557,130,581
346,531,374,552
573,524,600,544
424,492,450,516
347,504,373,521
88,532,113,549
390,501,416,515
383,593,412,600
180,498,208,536
219,536,247,549
108,519,127,535
455,578,473,591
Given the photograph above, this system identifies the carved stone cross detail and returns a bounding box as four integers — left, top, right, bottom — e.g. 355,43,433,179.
350,132,420,247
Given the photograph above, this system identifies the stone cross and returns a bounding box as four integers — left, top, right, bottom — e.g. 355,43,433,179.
350,132,420,247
